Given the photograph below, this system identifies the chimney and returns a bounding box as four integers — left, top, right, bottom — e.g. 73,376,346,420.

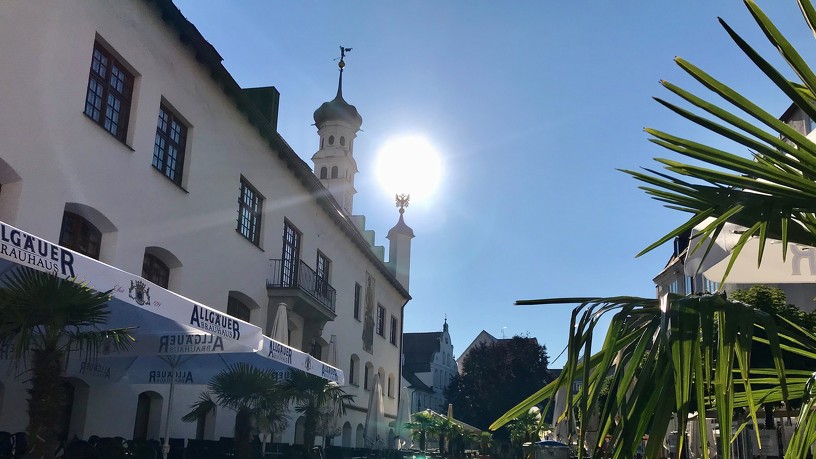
243,86,280,130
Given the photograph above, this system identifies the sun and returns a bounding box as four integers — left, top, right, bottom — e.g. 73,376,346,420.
374,135,444,204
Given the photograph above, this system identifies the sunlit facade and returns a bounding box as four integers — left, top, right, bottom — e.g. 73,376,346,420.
0,0,412,447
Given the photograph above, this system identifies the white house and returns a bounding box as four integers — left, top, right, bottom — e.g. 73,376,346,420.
653,104,816,312
401,319,457,415
0,0,412,448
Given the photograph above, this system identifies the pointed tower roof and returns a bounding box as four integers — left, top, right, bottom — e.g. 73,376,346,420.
313,48,363,131
387,194,415,239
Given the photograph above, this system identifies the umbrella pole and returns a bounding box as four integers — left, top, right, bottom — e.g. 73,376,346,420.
162,359,179,459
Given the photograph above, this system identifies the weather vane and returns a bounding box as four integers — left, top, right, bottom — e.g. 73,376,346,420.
395,194,410,214
338,46,352,70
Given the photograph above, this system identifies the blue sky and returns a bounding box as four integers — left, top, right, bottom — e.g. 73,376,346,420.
173,1,814,366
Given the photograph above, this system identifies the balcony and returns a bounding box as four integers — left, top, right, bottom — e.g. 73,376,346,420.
267,259,337,323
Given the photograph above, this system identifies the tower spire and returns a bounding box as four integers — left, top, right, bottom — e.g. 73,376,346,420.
337,46,352,98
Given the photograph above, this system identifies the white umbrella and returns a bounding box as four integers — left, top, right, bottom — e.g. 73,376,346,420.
363,374,385,449
393,394,410,449
326,334,338,367
270,302,289,345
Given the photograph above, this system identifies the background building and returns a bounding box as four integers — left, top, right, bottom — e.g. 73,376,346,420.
653,104,816,311
401,320,457,414
0,0,412,447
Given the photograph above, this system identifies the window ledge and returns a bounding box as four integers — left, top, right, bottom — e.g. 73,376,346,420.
150,166,189,193
235,229,264,251
81,112,135,151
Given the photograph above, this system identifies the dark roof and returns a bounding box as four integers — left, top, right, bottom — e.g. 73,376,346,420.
313,72,363,131
403,372,432,393
150,0,409,300
402,332,441,374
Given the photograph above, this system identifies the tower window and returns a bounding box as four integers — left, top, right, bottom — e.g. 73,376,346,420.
331,166,338,179
320,167,327,179
340,136,346,146
329,135,335,145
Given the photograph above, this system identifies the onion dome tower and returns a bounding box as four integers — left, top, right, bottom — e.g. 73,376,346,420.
312,47,363,214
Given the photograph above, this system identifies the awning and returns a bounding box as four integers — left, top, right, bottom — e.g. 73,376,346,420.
0,220,343,384
681,221,816,284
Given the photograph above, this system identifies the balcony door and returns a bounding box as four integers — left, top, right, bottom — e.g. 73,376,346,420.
315,251,330,299
281,221,301,287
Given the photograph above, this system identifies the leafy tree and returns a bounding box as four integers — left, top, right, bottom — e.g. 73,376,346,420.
491,1,816,458
0,267,132,459
731,285,816,427
730,285,816,334
446,336,550,437
282,370,354,452
184,363,290,459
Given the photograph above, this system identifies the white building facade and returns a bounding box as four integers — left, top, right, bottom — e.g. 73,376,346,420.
401,320,457,415
0,0,411,447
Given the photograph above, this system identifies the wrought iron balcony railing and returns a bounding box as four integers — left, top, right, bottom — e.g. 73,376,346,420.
267,259,336,314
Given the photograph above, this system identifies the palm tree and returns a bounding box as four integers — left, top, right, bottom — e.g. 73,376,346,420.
490,1,816,458
406,411,436,451
282,370,354,452
184,362,290,459
0,267,132,459
508,407,547,447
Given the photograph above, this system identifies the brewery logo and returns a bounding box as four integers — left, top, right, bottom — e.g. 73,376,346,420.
148,369,194,384
0,223,75,277
129,280,151,306
158,334,224,353
304,355,313,372
268,341,292,365
322,364,338,382
189,303,241,339
79,361,111,380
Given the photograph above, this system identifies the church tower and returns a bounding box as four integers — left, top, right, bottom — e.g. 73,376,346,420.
312,47,363,214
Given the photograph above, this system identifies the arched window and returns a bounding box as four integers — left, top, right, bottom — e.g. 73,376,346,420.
340,136,346,146
349,354,360,386
387,374,395,398
342,422,352,448
328,135,335,145
331,166,338,179
59,212,101,259
294,416,306,445
364,363,373,390
355,424,365,448
320,167,328,179
142,253,170,289
133,391,162,441
227,296,251,322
